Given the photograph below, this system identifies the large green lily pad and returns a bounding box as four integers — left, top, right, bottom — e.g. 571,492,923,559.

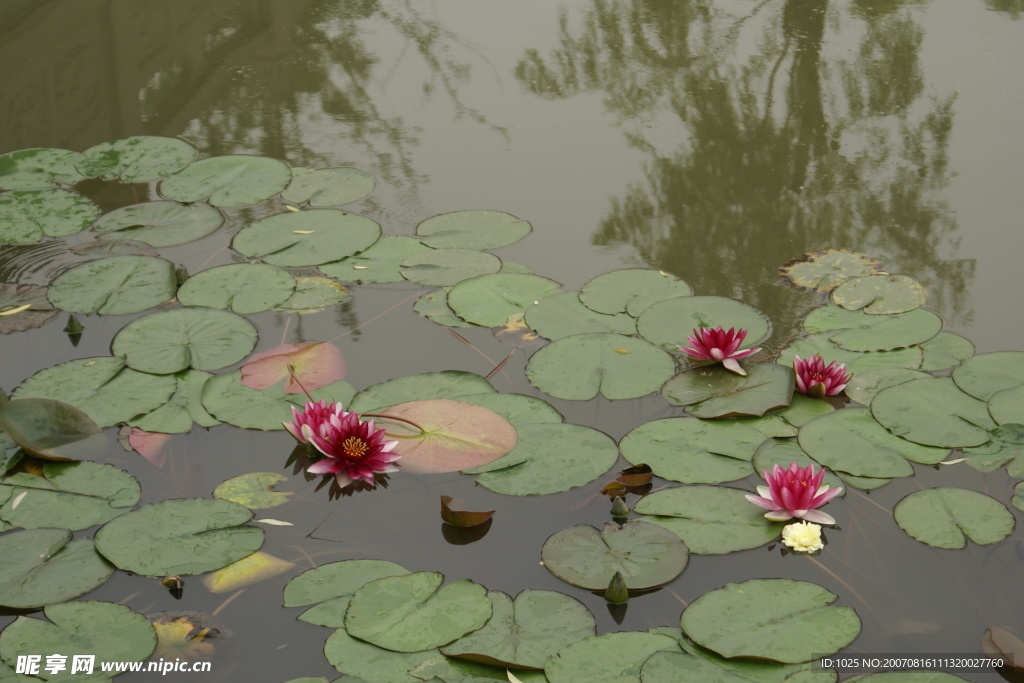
176,263,296,314
399,248,502,286
893,488,1015,549
77,136,195,182
92,201,224,247
413,289,475,328
579,269,692,316
681,579,861,663
273,276,349,312
0,530,114,609
47,255,177,315
0,461,139,530
524,292,637,340
831,274,926,314
111,306,259,374
544,631,682,683
453,392,563,427
213,472,291,510
415,210,532,249
0,397,102,461
870,377,995,448
349,370,495,413
284,559,410,607
440,590,596,670
963,423,1024,478
232,209,381,267
951,351,1024,401
919,332,974,372
844,367,931,407
0,148,86,190
345,572,491,652
464,422,619,496
637,296,770,351
319,235,431,283
634,485,781,554
620,417,764,484
0,189,100,243
776,333,923,374
94,498,264,576
662,363,794,418
282,166,375,206
324,627,485,683
129,369,219,433
540,521,688,590
779,249,882,292
803,304,942,352
642,646,834,683
201,371,354,431
751,439,847,495
159,154,291,207
447,273,562,327
526,333,675,400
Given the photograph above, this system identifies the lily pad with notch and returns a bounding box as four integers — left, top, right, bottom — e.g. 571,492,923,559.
447,273,562,327
578,268,692,316
177,263,296,314
963,423,1024,478
951,351,1024,401
0,529,114,608
349,370,495,414
776,333,923,374
620,417,764,484
524,292,637,340
778,249,882,292
844,367,931,407
544,631,682,683
48,255,177,315
399,248,502,287
282,166,375,207
870,377,995,448
232,209,381,267
636,295,770,351
893,488,1015,549
77,136,195,182
129,369,220,434
91,201,224,247
831,274,926,314
159,154,291,207
0,148,87,190
284,559,410,627
415,210,532,249
320,235,431,284
919,332,974,372
0,188,100,243
213,473,292,510
0,461,139,530
201,371,354,431
641,648,835,683
662,363,794,419
803,304,942,352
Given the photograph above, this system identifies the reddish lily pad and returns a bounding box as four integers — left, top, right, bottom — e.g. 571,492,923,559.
440,495,494,527
241,342,347,393
375,399,517,474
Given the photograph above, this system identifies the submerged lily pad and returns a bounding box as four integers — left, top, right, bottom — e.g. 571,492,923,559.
159,155,291,207
634,485,779,555
48,255,176,315
177,263,296,314
779,249,882,292
345,572,492,652
0,461,139,530
129,369,219,434
0,396,102,461
870,377,995,448
111,306,259,374
524,292,637,339
319,235,431,283
447,273,562,327
349,370,495,413
637,296,770,351
526,333,675,400
201,371,354,431
94,498,264,576
540,521,688,590
416,210,532,249
681,579,861,663
0,148,86,190
662,363,794,418
0,529,114,608
213,473,291,509
951,351,1024,401
465,422,618,496
804,304,942,352
282,166,375,206
399,248,502,286
832,274,926,314
544,631,681,683
0,189,100,243
77,136,195,182
0,284,59,333
441,590,595,670
579,269,692,316
92,201,224,247
620,418,763,484
232,209,381,267
893,488,1015,548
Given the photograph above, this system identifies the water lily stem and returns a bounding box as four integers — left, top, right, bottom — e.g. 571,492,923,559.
363,412,427,434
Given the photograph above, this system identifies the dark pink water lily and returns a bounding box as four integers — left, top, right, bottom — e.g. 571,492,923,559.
745,462,843,525
283,400,400,488
678,326,761,376
794,354,852,397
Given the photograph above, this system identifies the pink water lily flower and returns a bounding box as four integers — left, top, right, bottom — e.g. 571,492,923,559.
679,326,762,376
283,400,400,488
745,462,843,525
794,354,852,397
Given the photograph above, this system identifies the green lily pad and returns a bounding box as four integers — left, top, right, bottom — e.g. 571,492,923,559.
803,304,942,352
213,472,291,509
1014,482,1024,513
345,572,491,652
349,370,495,413
540,521,688,590
177,263,296,314
0,189,100,243
415,210,532,249
844,674,969,682
844,367,931,407
94,498,264,576
0,461,139,530
13,356,176,427
0,601,156,679
634,485,780,555
441,590,595,670
324,627,468,683
159,154,291,207
988,384,1024,426
832,274,926,314
111,306,259,374
319,235,431,283
376,399,516,474
91,201,224,247
273,276,349,312
662,363,794,418
47,255,176,315
413,289,475,328
799,408,945,479
0,284,58,333
620,417,764,484
951,351,1024,401
752,439,847,494
284,559,410,607
526,333,675,400
776,333,923,374
447,273,562,327
0,397,102,461
232,209,381,267
871,377,995,448
465,422,619,496
77,136,195,182
0,530,114,608
129,369,219,433
893,488,1015,549
544,631,681,683
919,332,974,372
578,268,692,316
642,645,834,683
779,249,882,292
282,166,375,206
963,423,1024,478
772,393,836,428
637,296,771,351
399,248,502,286
0,148,86,190
453,392,563,427
524,292,637,339
201,371,354,431
681,579,861,663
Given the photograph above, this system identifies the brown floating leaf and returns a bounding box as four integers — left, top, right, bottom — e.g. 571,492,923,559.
440,495,495,527
617,463,653,487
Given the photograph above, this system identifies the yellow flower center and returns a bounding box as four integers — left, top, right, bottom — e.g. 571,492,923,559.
342,436,369,459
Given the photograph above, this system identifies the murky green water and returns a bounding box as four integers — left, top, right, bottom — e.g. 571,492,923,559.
2,1,1023,681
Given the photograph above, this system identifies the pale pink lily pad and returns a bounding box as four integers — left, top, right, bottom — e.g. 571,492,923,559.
240,341,346,393
376,399,517,474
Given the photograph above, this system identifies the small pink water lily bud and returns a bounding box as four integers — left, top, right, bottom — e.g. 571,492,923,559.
745,462,843,525
793,354,852,397
678,326,761,376
283,400,400,489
